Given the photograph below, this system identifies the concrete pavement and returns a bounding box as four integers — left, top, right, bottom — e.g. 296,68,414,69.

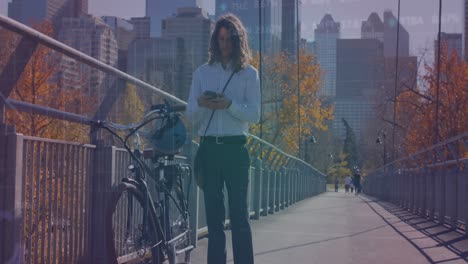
190,191,468,264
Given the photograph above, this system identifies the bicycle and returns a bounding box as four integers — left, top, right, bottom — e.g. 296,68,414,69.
93,102,193,264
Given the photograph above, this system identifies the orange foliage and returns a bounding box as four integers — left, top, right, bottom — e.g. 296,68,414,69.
250,49,334,155
4,21,96,142
397,46,468,154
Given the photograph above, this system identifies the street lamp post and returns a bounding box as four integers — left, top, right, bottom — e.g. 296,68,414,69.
376,130,387,167
392,0,401,161
304,136,317,162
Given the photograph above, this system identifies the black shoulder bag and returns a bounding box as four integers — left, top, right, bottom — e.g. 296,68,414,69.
194,71,236,189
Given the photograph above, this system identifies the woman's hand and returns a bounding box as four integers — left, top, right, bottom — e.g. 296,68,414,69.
197,93,232,110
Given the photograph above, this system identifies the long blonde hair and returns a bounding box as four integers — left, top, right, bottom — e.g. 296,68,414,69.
208,13,252,71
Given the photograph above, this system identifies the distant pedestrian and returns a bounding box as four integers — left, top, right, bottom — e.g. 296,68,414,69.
334,178,339,192
353,172,361,195
350,182,354,193
344,175,352,193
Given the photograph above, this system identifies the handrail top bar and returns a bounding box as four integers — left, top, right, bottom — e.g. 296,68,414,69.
372,132,468,172
0,14,185,106
249,134,324,174
23,135,96,148
6,98,93,125
0,14,325,175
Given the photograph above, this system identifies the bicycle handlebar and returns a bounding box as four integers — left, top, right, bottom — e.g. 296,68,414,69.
171,105,186,112
150,103,186,113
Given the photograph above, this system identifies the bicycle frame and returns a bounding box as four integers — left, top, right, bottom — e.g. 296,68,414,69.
123,149,193,263
96,103,192,263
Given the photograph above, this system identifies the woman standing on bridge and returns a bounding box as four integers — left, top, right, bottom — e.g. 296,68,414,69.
187,14,260,264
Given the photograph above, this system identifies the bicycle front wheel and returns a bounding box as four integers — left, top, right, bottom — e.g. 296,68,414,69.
106,182,162,264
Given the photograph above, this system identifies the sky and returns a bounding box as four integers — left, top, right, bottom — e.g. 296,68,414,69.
0,0,464,56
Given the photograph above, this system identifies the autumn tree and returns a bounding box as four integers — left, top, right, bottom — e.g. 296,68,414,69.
250,49,334,156
0,27,21,72
365,54,420,170
1,21,102,263
396,44,468,155
4,21,96,142
111,83,145,125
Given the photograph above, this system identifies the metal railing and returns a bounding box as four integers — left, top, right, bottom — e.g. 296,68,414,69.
0,15,326,263
363,133,468,234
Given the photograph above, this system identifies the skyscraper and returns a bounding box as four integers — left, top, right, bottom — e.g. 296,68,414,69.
162,7,213,100
102,16,137,71
145,0,203,37
127,37,186,103
216,0,283,55
281,0,299,57
129,17,151,39
465,0,467,61
361,11,417,115
314,14,340,98
434,33,463,59
57,15,118,93
361,12,384,42
383,10,409,57
8,0,88,25
333,39,385,141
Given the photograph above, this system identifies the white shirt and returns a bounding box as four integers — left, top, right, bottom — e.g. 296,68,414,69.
186,62,261,136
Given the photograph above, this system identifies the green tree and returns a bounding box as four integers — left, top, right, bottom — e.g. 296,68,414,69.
327,151,352,182
342,118,359,170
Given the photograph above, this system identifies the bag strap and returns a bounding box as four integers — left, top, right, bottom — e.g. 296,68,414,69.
201,70,236,141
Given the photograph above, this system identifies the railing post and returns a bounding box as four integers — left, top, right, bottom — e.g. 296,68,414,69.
301,170,305,200
415,170,420,213
421,164,428,217
308,173,312,197
438,167,446,224
465,158,468,236
308,173,312,198
0,126,24,264
284,168,289,208
275,171,280,212
268,171,276,214
296,169,300,201
252,158,262,220
300,170,304,200
261,168,269,216
403,170,408,209
280,167,285,210
298,170,302,201
86,143,114,263
415,171,420,213
411,171,416,213
449,168,458,229
429,166,436,220
291,170,296,204
395,170,399,206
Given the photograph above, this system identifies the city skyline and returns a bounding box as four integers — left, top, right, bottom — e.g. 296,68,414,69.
2,0,463,51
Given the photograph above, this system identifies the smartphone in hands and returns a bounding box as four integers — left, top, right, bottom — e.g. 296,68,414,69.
203,90,219,99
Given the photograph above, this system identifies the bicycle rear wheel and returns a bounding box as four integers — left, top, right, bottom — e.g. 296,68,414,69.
163,188,193,263
106,182,162,264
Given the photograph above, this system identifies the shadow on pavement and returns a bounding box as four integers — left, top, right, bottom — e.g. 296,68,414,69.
225,224,389,263
361,195,468,264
